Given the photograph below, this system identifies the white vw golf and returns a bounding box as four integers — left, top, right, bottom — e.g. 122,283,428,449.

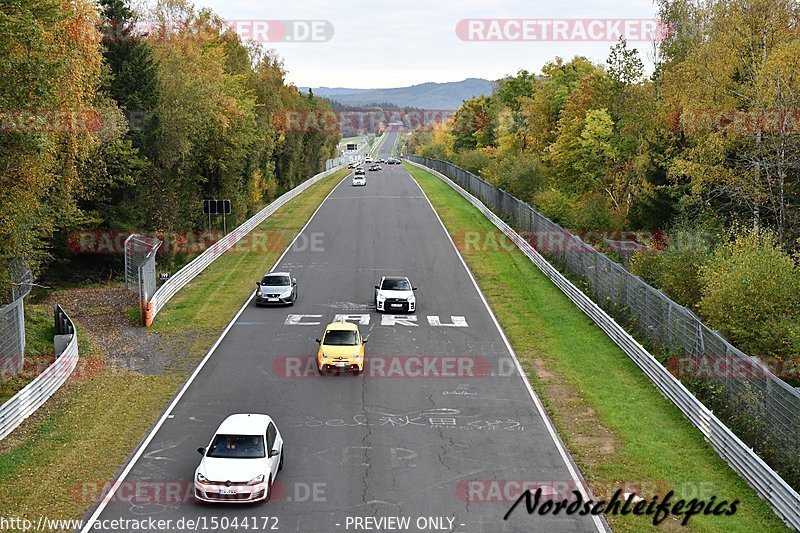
194,414,284,503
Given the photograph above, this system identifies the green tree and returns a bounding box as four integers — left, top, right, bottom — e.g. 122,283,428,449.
0,0,104,279
700,230,800,358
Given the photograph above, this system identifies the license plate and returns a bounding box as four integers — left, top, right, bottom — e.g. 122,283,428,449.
391,303,402,308
219,488,236,495
336,363,347,367
267,297,279,302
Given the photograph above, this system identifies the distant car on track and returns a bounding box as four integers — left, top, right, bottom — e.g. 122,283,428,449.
255,272,297,306
365,157,373,163
375,276,416,313
194,414,284,503
386,158,401,165
316,320,367,374
354,167,365,175
352,174,366,186
368,164,382,171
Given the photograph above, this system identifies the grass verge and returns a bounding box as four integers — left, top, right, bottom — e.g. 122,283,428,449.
0,168,348,526
405,162,788,533
0,305,56,403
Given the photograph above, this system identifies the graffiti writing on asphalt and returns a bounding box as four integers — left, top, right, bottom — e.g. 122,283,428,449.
282,408,524,431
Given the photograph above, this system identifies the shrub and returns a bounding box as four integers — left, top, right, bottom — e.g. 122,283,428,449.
419,142,449,160
491,154,545,201
573,194,615,231
699,230,800,358
453,149,490,176
629,249,667,287
533,187,575,227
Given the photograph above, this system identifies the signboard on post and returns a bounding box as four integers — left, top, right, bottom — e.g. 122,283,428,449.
203,199,232,233
202,199,231,215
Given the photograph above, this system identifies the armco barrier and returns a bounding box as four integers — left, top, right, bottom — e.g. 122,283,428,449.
0,305,79,441
405,157,800,530
149,133,387,323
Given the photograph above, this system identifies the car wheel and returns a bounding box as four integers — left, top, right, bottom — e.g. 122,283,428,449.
353,368,361,376
265,476,272,502
278,448,284,471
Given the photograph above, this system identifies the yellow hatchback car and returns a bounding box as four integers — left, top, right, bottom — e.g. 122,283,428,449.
316,320,367,374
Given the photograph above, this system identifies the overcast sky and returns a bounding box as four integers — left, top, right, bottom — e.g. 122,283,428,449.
197,0,661,89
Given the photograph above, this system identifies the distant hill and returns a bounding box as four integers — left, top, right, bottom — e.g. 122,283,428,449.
299,78,494,109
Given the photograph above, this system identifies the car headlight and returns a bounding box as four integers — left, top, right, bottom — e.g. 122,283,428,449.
196,472,210,485
280,288,292,298
377,293,386,301
407,295,415,302
256,289,263,297
247,474,265,486
321,352,328,359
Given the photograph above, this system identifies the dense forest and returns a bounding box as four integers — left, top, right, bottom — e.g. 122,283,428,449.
0,0,339,289
409,0,800,378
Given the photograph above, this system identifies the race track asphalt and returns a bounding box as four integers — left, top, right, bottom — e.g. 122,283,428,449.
84,127,604,533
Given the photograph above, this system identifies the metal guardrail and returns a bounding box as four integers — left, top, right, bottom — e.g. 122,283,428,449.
405,157,800,530
148,135,386,324
0,305,78,441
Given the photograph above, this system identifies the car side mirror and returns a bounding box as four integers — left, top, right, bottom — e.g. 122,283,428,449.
269,449,280,458
292,278,297,285
362,338,368,344
412,287,418,291
374,285,379,289
315,338,321,344
197,447,205,456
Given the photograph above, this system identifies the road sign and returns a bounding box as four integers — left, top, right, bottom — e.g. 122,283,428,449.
203,199,231,215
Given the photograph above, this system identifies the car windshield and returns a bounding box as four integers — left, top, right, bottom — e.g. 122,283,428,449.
262,275,289,286
324,330,358,346
382,278,411,290
207,434,265,458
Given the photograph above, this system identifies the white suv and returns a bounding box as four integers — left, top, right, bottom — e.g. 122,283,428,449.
374,276,417,313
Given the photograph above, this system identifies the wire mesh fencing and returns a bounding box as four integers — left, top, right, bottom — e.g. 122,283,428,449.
408,155,800,484
0,259,32,378
124,234,161,292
